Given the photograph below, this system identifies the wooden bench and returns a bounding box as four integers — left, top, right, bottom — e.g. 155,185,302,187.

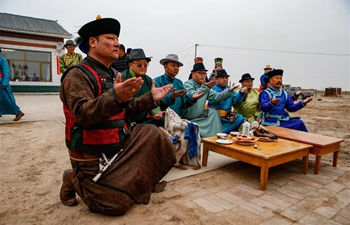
267,126,344,174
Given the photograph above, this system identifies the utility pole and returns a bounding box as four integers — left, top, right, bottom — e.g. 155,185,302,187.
194,44,198,58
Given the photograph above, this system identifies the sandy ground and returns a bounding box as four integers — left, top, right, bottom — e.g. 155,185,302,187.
0,92,349,225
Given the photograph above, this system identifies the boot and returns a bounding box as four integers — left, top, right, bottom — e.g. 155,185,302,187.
60,169,78,206
13,112,24,121
152,180,167,193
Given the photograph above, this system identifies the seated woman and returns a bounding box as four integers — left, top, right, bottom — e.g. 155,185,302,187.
182,63,238,137
208,69,244,133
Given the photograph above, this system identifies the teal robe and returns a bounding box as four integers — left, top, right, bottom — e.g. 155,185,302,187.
183,79,233,137
154,73,195,116
0,56,21,116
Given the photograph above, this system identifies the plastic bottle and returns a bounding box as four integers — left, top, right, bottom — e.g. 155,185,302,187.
242,118,251,136
251,116,259,129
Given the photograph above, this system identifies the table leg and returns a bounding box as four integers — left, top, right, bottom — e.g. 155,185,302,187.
302,154,309,174
260,164,269,190
314,155,322,174
333,150,339,167
202,144,209,167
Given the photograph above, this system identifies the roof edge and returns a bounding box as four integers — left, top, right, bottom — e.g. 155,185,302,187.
0,28,72,39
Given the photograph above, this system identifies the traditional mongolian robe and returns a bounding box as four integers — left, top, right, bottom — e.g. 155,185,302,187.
233,88,261,131
60,56,176,216
208,84,244,133
0,56,22,116
258,73,268,92
182,79,233,137
259,86,308,131
154,73,195,116
121,69,161,126
59,53,83,74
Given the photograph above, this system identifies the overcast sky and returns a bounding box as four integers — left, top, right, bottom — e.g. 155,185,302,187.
1,0,349,90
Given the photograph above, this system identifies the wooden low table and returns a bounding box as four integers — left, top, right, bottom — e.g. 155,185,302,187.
202,137,312,190
267,126,344,174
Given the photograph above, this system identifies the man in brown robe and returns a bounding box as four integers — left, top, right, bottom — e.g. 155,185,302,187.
59,16,176,216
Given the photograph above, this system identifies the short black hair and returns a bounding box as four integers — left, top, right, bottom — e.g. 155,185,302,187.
119,44,125,52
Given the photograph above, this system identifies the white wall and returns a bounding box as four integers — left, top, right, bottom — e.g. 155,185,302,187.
0,35,62,86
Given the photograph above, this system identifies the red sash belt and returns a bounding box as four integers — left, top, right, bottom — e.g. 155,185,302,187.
0,74,3,77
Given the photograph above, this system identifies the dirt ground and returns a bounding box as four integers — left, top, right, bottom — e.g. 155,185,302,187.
0,92,349,225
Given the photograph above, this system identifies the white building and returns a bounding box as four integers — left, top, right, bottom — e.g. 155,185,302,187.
0,12,72,92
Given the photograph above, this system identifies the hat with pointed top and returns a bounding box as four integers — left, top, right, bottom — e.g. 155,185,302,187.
77,15,121,53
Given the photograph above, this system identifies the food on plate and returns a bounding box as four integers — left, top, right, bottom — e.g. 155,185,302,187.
251,125,278,140
236,134,253,140
234,134,258,143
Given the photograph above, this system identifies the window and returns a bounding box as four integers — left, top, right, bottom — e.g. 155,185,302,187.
0,48,51,82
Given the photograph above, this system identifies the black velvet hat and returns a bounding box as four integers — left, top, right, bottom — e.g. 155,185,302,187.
191,63,208,72
267,69,284,79
216,69,230,77
78,17,120,40
128,49,152,63
77,16,121,53
239,73,255,83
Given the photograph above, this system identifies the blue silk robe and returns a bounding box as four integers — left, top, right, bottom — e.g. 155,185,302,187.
259,86,308,131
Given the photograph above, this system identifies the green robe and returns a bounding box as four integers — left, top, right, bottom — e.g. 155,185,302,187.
183,79,233,137
121,69,161,125
233,88,261,131
59,53,83,74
